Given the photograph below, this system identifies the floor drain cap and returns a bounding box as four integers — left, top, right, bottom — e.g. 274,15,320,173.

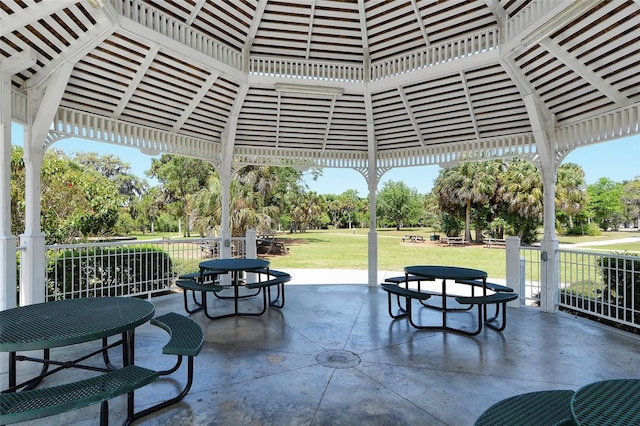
317,349,361,368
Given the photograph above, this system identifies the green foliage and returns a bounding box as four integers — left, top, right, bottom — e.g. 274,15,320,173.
11,147,123,244
47,246,173,300
587,178,624,230
598,252,640,324
147,154,214,236
377,181,422,230
564,222,601,236
440,212,463,237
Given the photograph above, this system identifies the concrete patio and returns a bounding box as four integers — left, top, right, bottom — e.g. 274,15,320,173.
6,275,640,426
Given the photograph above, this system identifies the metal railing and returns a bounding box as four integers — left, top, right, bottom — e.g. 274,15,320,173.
520,246,640,330
44,237,247,300
40,235,640,330
558,249,639,329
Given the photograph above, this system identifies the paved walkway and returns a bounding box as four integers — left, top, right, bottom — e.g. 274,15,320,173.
565,236,639,247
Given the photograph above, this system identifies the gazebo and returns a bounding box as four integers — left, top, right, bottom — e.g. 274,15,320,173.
1,0,639,312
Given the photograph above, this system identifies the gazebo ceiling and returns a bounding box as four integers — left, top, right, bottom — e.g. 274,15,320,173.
2,0,639,171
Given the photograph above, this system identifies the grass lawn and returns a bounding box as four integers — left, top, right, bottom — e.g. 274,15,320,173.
126,228,638,280
270,228,508,278
266,228,638,280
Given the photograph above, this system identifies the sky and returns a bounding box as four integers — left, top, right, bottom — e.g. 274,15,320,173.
11,123,640,195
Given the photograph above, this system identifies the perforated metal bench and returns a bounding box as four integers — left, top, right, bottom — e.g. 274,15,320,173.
380,283,432,322
176,278,224,314
245,269,291,310
128,312,204,423
383,275,436,310
0,365,158,425
455,292,519,334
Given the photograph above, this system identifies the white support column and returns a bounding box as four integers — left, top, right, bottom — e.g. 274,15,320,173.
540,169,560,313
0,76,18,311
523,93,560,313
367,167,378,287
364,91,378,287
219,168,232,259
505,236,522,308
21,62,74,305
1,50,36,312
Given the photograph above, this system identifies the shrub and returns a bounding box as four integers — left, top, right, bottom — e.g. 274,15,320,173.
47,246,173,300
599,252,640,324
565,223,600,236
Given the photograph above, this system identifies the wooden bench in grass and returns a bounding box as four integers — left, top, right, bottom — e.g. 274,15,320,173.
0,365,158,425
128,312,204,423
454,292,519,334
483,238,506,249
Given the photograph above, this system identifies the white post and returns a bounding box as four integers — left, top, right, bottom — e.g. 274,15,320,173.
0,67,18,311
245,228,258,283
505,236,521,308
20,130,46,306
367,172,378,287
540,169,560,313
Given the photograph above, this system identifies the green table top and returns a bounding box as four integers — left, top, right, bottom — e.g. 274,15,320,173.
404,265,487,281
199,258,269,273
572,379,640,425
0,297,154,352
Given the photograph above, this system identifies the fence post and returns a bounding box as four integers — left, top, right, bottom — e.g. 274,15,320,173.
506,236,521,308
245,229,257,258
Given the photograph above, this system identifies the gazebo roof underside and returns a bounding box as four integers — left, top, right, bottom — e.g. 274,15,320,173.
2,0,639,171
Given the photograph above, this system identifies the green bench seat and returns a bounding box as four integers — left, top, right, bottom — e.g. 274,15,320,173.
176,278,224,314
380,283,432,321
455,279,514,293
129,312,204,422
0,365,158,425
244,269,291,311
455,292,519,334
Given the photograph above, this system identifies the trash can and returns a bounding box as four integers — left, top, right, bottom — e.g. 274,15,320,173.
430,235,440,241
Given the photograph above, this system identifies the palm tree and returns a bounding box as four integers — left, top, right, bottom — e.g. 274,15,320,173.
193,167,280,237
556,162,587,229
499,159,543,243
434,160,502,241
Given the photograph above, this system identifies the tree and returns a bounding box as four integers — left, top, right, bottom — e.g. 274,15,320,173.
434,160,502,241
555,162,587,231
11,147,122,244
498,159,543,244
74,152,148,207
621,177,640,228
377,181,422,231
147,155,213,236
587,178,624,230
192,166,281,237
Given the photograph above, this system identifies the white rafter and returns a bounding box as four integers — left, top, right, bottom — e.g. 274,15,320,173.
410,0,430,47
539,38,629,106
305,0,318,61
460,71,480,140
243,0,268,68
397,87,426,147
321,97,337,151
0,0,77,37
171,71,220,132
186,0,206,25
113,46,159,119
357,0,370,78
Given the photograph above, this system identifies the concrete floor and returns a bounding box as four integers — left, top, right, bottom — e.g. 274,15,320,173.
6,282,640,426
